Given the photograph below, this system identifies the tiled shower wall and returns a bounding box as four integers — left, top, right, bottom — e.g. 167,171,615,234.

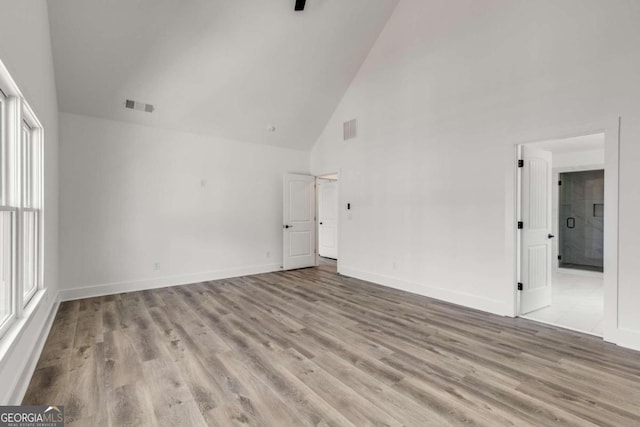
559,170,604,271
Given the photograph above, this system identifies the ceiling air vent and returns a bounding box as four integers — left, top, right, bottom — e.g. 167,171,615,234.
343,118,357,141
125,99,154,113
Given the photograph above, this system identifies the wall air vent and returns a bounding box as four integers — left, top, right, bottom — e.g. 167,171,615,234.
343,118,357,141
125,99,154,113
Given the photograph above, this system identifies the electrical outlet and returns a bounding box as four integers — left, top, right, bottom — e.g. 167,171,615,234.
200,179,206,187
154,262,160,271
266,251,271,258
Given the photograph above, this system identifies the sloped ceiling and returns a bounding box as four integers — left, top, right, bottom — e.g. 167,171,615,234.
48,0,399,150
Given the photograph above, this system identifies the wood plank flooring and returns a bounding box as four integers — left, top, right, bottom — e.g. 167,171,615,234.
23,260,640,426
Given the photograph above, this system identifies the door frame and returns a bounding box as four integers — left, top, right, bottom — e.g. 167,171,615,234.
512,117,619,344
314,171,340,273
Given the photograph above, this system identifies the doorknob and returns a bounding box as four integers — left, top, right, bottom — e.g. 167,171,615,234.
319,222,323,225
548,234,555,239
284,225,292,229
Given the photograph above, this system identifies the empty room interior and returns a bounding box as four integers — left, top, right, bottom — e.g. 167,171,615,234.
1,0,639,425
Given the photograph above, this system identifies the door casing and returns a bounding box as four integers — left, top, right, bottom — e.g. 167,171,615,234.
512,117,619,345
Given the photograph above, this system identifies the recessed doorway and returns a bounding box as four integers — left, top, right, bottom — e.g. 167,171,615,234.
317,173,339,265
517,132,608,336
282,172,340,273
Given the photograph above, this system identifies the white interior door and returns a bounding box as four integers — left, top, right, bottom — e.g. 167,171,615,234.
318,179,338,259
283,173,316,270
520,146,553,314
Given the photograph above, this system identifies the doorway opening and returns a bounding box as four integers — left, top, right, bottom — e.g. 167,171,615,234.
282,172,340,273
316,173,339,270
517,133,606,336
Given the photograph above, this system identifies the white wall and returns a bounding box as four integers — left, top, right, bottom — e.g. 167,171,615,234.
311,0,640,348
0,0,59,403
59,113,308,299
553,149,604,170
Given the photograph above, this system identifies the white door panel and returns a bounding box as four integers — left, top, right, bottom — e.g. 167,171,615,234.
290,231,312,256
318,179,338,259
321,227,335,247
283,173,315,270
520,146,553,314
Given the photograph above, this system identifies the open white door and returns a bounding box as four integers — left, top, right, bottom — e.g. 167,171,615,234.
520,146,553,314
283,173,316,270
318,179,338,259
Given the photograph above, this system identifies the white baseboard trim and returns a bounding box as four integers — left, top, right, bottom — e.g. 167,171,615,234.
610,327,640,352
339,266,513,316
6,294,60,404
520,315,603,338
59,264,282,301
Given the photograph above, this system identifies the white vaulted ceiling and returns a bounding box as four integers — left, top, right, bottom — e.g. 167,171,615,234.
48,0,399,150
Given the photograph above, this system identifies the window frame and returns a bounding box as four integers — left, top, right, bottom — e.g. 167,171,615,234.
0,90,17,339
19,105,43,307
0,91,5,204
0,208,17,339
0,60,45,341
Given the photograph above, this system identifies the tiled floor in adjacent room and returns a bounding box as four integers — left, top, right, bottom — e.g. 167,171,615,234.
523,269,603,336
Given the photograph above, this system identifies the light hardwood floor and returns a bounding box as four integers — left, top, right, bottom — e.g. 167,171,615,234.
24,260,640,426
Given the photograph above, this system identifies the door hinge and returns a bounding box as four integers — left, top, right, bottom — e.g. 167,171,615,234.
518,159,524,168
517,221,523,229
517,283,523,291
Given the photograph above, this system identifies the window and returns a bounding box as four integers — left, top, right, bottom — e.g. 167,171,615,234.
21,116,42,305
0,90,14,338
0,62,44,340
